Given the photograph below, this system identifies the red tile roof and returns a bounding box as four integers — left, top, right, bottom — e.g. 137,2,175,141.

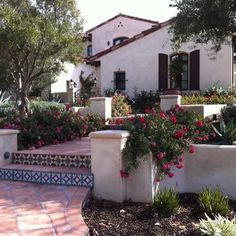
86,13,159,33
88,20,171,61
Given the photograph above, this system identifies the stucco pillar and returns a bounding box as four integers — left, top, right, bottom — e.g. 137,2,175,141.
90,97,112,120
0,129,19,166
125,153,159,203
90,130,129,202
160,95,181,112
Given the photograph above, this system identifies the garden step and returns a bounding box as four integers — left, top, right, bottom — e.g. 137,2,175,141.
12,152,91,168
0,164,93,187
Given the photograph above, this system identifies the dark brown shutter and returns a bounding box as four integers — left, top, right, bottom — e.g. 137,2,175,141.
158,53,168,91
190,50,200,90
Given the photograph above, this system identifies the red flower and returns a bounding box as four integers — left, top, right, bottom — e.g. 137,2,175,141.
176,164,184,169
55,111,61,117
144,108,151,114
159,112,165,119
156,152,165,161
175,104,180,109
115,118,124,125
168,172,174,178
195,130,200,134
196,120,204,128
175,130,184,139
139,117,145,123
120,170,128,178
162,163,169,169
171,116,177,124
129,117,135,122
189,145,195,153
52,139,59,145
179,156,184,162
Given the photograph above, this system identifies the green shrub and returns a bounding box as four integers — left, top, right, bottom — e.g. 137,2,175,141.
199,186,230,217
132,90,160,113
30,100,66,113
112,93,131,117
153,188,180,217
196,213,236,236
85,113,106,134
0,102,17,117
222,105,236,125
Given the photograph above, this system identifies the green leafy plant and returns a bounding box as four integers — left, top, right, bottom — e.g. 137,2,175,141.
222,105,236,125
199,186,230,217
195,213,236,236
153,188,180,217
112,93,131,117
0,90,11,104
132,89,160,113
211,118,236,145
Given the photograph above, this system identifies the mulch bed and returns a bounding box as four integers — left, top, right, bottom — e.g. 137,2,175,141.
83,193,236,236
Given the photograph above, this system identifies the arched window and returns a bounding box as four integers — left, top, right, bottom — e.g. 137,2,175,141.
170,53,188,90
113,37,128,46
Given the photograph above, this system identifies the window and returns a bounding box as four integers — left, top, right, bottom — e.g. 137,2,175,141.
170,53,188,90
87,45,92,57
113,37,128,46
114,72,126,90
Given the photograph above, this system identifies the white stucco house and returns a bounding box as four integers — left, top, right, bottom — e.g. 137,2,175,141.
51,13,236,102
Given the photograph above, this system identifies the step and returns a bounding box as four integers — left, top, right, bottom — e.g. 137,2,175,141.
12,152,91,168
0,164,93,188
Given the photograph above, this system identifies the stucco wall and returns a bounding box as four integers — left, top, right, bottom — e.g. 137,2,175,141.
99,26,232,97
90,16,157,55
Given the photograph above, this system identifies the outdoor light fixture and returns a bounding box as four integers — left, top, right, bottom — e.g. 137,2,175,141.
68,79,77,88
94,77,97,85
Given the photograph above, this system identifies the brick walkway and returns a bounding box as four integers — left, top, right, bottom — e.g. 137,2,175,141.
0,181,90,235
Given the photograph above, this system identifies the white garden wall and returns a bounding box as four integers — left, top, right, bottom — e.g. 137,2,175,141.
162,144,236,200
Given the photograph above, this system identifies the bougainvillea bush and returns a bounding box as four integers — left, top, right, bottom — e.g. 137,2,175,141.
121,105,215,180
0,105,106,150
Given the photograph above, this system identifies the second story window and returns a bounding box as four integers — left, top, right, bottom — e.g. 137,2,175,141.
113,37,128,46
87,45,92,57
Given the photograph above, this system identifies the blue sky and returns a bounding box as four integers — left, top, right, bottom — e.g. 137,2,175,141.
78,0,177,31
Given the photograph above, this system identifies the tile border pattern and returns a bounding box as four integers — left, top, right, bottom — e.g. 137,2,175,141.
12,153,91,168
0,168,94,187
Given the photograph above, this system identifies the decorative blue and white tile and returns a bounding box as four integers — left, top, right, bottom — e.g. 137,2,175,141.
4,169,14,180
82,175,94,187
13,169,23,181
22,170,32,182
51,173,61,185
0,169,5,179
31,171,42,183
61,173,72,185
71,174,82,186
41,172,51,184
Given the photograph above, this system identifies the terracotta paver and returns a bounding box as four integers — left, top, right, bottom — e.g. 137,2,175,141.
0,181,90,235
16,137,91,156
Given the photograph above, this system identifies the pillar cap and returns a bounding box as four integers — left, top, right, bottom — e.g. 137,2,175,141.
0,129,19,136
89,130,130,139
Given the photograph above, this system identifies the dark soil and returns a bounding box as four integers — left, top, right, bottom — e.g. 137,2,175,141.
83,193,236,236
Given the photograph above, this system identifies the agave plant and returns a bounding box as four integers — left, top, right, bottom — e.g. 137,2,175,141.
0,90,11,104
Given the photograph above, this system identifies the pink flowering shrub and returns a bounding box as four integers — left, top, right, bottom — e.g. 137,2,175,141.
121,105,215,180
0,105,105,150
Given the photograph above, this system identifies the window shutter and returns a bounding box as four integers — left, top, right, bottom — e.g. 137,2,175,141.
190,50,200,90
158,53,168,91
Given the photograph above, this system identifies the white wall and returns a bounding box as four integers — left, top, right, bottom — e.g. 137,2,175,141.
99,25,232,97
89,16,157,55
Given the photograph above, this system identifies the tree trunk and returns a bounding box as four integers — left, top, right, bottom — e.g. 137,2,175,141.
18,91,30,116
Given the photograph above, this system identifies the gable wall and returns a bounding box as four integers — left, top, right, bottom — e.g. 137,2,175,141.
90,16,157,55
99,26,232,96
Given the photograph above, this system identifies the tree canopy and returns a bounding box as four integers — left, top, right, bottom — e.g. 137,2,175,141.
0,0,84,112
170,0,236,50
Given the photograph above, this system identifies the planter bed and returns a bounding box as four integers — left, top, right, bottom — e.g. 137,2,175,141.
83,193,236,236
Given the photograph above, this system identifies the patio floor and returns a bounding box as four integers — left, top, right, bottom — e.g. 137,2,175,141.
0,180,90,235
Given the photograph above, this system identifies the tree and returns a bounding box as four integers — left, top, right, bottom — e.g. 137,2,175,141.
0,0,84,113
169,0,236,51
